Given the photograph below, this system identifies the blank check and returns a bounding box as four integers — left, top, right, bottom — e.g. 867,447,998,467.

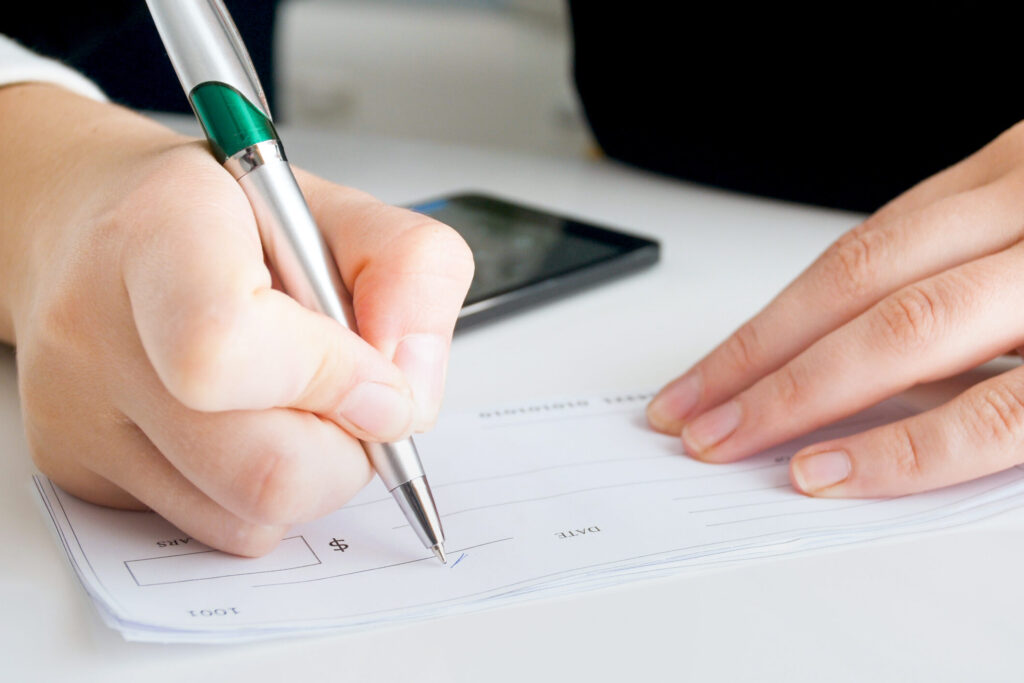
36,391,1024,642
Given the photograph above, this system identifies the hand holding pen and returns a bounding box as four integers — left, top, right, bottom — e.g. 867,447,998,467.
0,44,471,556
145,0,458,561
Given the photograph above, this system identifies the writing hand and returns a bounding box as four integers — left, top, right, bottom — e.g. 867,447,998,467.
0,85,473,555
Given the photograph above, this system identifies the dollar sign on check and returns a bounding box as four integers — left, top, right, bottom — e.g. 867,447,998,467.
329,538,348,552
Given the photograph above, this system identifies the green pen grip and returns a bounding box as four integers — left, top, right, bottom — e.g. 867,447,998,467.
189,81,277,162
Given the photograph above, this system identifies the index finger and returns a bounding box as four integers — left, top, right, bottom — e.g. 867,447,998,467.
300,175,475,428
647,170,1024,434
682,243,1024,464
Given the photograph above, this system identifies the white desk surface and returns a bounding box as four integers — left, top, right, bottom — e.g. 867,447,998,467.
4,118,1023,682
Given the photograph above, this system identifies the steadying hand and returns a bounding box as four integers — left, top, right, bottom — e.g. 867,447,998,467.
648,121,1024,498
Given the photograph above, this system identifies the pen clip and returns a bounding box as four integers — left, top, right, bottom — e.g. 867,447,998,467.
208,0,273,120
147,0,275,122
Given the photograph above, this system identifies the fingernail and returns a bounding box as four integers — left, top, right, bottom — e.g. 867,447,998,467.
681,400,742,454
393,334,448,425
337,382,413,439
792,450,851,492
648,372,702,432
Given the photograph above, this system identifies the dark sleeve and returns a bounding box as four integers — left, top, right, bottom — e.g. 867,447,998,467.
569,2,1024,213
2,0,280,116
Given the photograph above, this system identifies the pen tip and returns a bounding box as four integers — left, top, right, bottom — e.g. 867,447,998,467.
432,544,447,565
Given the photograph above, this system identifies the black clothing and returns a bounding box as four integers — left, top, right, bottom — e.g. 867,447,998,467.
3,1,279,115
7,4,1021,213
569,4,1024,212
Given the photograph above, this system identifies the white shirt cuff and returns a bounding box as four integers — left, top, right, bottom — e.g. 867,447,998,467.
0,35,106,102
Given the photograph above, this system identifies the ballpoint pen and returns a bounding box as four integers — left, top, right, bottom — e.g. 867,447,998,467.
145,0,447,564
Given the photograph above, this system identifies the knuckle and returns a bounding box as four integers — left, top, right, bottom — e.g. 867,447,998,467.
294,332,359,414
965,380,1024,447
238,447,310,527
871,284,944,355
722,320,769,375
889,423,925,481
158,301,248,411
404,215,476,285
819,223,887,301
32,298,90,362
770,363,804,409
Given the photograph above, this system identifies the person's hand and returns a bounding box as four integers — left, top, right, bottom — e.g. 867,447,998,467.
0,85,473,555
646,120,1024,498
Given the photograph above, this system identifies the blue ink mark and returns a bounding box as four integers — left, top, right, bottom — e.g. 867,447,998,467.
409,199,449,214
450,552,467,568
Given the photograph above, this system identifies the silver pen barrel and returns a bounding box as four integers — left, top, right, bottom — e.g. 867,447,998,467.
146,0,446,560
147,0,270,115
232,143,447,557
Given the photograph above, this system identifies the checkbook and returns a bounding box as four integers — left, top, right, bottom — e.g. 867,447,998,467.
36,391,1024,642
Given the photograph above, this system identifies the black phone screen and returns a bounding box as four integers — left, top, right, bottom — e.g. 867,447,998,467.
408,193,659,328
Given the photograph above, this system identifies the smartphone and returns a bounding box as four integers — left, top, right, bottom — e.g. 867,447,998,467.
407,193,660,329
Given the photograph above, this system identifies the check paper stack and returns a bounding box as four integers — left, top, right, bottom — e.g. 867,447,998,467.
36,391,1024,642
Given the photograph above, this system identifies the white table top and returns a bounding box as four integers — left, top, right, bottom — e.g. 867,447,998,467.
4,117,1023,682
